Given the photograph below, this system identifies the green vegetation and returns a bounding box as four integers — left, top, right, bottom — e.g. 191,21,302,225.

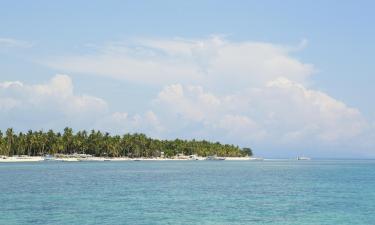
0,128,252,157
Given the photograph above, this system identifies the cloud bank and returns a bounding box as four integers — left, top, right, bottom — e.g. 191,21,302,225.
0,75,163,135
2,36,372,157
45,36,314,89
154,79,365,146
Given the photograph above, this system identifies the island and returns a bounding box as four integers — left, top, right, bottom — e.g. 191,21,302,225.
0,128,256,162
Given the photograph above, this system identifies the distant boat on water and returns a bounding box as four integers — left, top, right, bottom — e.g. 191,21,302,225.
297,156,311,160
248,157,264,161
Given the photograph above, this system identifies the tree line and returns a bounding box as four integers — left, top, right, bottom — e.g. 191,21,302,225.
0,128,253,157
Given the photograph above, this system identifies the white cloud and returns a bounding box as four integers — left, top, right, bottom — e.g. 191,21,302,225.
265,78,365,141
95,110,164,136
2,73,365,154
154,78,366,146
0,75,107,130
156,84,221,122
215,115,267,141
0,75,163,134
44,36,314,89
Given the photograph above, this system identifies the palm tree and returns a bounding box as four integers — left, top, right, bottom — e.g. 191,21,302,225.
63,127,74,154
0,131,4,156
6,128,14,156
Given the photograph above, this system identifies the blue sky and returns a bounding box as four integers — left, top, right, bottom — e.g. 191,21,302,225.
1,1,375,157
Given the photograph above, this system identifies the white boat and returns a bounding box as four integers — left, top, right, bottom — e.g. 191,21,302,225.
0,156,43,162
43,155,56,161
248,157,264,161
55,158,79,162
205,155,225,160
297,156,311,160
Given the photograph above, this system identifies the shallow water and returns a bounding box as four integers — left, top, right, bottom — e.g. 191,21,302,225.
1,160,375,225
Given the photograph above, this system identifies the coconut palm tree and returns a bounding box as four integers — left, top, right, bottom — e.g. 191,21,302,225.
5,128,14,156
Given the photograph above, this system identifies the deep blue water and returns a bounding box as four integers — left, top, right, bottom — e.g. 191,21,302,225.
1,160,375,225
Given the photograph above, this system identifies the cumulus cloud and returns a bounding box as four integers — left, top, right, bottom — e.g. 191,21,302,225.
265,78,365,142
0,74,107,115
95,111,164,136
0,74,164,134
0,75,108,129
154,79,366,146
156,84,221,122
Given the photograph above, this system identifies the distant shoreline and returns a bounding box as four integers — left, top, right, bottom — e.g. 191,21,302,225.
0,155,264,163
0,128,253,161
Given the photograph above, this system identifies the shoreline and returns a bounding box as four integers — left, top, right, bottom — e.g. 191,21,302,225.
0,155,263,163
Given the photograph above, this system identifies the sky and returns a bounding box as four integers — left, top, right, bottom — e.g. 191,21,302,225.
1,0,375,158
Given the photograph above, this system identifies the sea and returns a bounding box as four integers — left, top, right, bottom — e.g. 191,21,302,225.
1,160,375,225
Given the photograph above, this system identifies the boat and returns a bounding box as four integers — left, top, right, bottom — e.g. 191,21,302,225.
205,155,225,160
188,155,199,160
57,158,79,162
297,156,311,160
248,157,264,161
0,156,44,162
43,155,56,161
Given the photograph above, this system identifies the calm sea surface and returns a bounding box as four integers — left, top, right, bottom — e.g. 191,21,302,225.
1,160,375,225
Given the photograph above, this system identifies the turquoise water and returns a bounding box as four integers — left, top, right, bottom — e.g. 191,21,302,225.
1,160,375,225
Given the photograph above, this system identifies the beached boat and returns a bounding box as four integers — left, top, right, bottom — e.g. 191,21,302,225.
188,155,199,160
55,157,79,162
0,156,44,162
43,155,56,161
205,155,225,160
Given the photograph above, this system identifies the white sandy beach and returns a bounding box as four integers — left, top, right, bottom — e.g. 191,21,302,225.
0,155,264,162
0,156,44,162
